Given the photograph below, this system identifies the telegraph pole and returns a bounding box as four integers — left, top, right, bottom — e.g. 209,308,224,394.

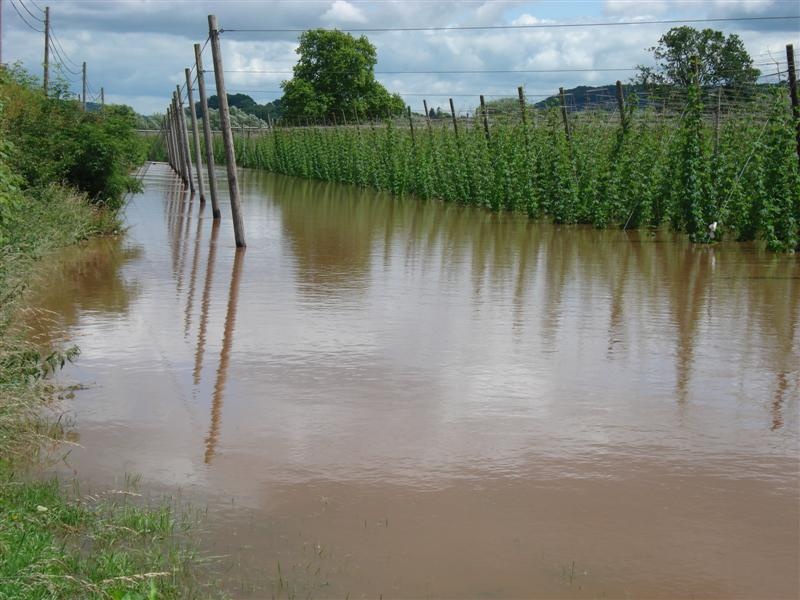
43,6,50,93
81,61,86,110
1,0,4,66
100,87,104,108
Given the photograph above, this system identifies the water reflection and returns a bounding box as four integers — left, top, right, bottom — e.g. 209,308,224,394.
22,236,141,346
193,219,220,385
204,247,245,464
26,164,799,599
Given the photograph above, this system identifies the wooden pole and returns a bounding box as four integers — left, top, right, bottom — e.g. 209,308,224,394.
100,87,104,108
176,85,195,194
714,86,722,154
165,107,174,171
43,6,49,94
407,106,415,144
517,86,527,126
480,95,490,140
172,93,189,186
786,44,800,167
81,62,86,110
195,42,221,219
615,80,626,129
449,97,458,137
185,67,206,203
423,99,431,129
559,86,571,141
209,14,246,247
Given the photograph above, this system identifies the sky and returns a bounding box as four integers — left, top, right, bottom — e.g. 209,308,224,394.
2,0,799,115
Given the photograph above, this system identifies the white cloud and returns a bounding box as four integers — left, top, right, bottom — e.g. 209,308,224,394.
322,1,368,24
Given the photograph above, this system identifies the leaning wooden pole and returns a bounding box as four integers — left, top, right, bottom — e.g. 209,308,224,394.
559,87,571,141
165,107,175,172
43,6,49,94
208,14,246,248
176,85,196,194
480,94,490,140
185,67,206,203
786,44,800,168
449,97,459,138
615,80,626,130
194,42,221,220
172,93,189,186
517,86,527,126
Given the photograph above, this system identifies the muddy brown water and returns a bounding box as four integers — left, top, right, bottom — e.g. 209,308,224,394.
26,162,799,598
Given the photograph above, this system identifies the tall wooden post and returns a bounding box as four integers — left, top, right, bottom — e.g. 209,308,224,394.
615,80,626,129
209,14,246,248
165,107,174,171
449,97,458,137
194,43,221,220
786,44,800,167
176,85,195,193
100,87,104,108
480,95,490,140
423,99,431,130
43,6,49,94
172,93,188,186
81,62,86,110
169,106,179,176
517,86,527,126
714,86,722,154
407,106,415,144
185,68,206,203
559,87,571,141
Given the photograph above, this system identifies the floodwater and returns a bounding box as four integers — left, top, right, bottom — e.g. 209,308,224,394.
26,162,799,598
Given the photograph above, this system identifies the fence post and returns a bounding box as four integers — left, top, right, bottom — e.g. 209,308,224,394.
208,14,246,247
559,86,571,141
615,80,626,130
423,99,431,130
480,95,490,140
185,68,206,203
82,62,87,111
449,97,458,138
170,95,185,184
407,106,415,144
165,107,174,172
171,95,188,186
517,86,527,126
176,85,195,194
786,44,800,167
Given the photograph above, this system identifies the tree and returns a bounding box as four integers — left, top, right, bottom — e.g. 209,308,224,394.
281,29,404,121
634,27,759,87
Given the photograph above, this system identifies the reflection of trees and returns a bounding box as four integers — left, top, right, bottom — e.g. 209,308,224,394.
261,175,384,295
204,247,245,464
24,236,141,344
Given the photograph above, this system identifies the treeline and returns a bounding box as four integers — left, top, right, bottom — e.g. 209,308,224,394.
214,84,798,251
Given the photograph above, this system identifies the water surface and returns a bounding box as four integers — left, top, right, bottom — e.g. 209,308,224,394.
29,162,799,599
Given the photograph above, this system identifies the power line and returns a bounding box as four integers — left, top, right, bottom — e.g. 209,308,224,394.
221,14,800,34
222,61,786,77
50,27,83,69
8,0,43,32
49,40,82,75
17,0,44,22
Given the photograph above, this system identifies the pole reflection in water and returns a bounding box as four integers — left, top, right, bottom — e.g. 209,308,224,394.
193,218,220,385
184,203,205,337
204,246,245,464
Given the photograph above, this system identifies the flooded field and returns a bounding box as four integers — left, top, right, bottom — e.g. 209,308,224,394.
27,162,799,598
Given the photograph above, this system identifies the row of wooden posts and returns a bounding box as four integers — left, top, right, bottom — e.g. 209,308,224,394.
162,15,246,248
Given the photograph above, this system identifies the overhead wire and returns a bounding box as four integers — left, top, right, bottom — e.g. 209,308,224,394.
8,0,44,32
17,0,45,23
220,14,800,34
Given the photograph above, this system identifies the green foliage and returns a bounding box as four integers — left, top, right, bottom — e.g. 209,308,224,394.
281,29,404,120
217,82,799,251
635,26,760,87
0,67,145,211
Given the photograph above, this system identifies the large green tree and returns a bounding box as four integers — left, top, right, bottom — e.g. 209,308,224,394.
635,26,759,87
281,29,404,121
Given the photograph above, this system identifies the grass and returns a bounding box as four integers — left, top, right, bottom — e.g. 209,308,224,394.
0,186,215,599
